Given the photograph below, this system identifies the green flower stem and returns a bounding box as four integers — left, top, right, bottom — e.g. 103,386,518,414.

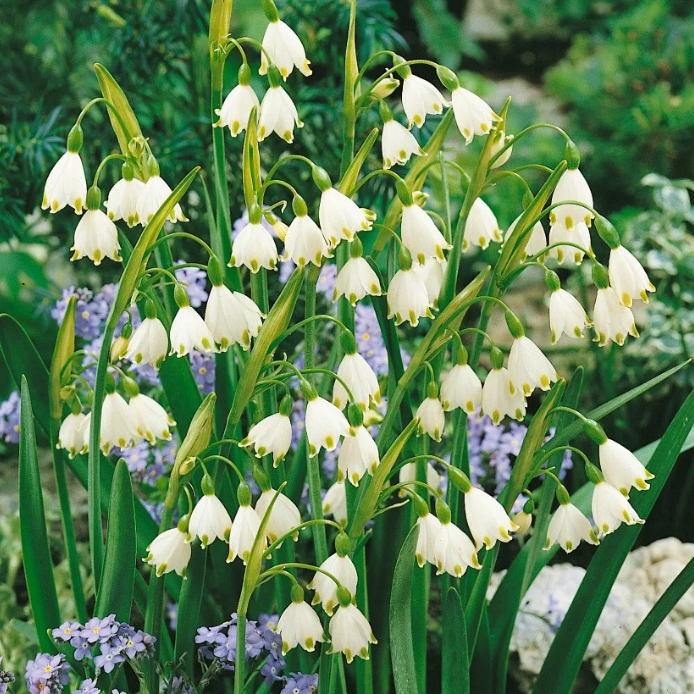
146,230,215,258
268,314,351,350
357,58,443,107
263,519,343,559
483,169,532,199
234,605,247,694
488,122,570,167
91,153,127,188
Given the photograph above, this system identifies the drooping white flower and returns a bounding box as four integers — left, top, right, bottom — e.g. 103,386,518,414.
255,488,302,543
126,317,169,369
599,439,654,495
549,288,591,343
328,602,377,664
338,425,380,486
401,203,451,264
387,267,435,327
205,284,263,351
283,213,331,267
506,214,546,260
450,86,498,144
508,336,558,397
229,221,279,272
608,245,655,307
319,187,373,247
481,366,526,425
333,257,382,306
490,130,513,168
415,511,442,568
258,85,303,143
333,349,381,411
545,503,599,553
592,481,644,537
416,392,445,442
305,394,350,457
71,210,121,266
76,412,91,454
322,480,348,526
100,391,138,454
136,175,187,225
382,119,424,169
441,364,482,414
241,411,293,467
398,462,443,495
413,257,447,308
593,287,638,347
464,486,518,550
548,220,592,265
105,176,145,228
145,524,191,577
434,520,480,577
308,552,358,616
277,598,324,654
215,65,260,136
550,168,594,230
228,503,265,564
57,411,87,458
463,198,503,251
402,74,448,128
170,306,216,357
259,19,312,79
128,393,175,444
188,493,232,549
42,151,87,214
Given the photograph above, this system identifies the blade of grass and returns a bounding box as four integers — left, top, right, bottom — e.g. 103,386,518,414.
442,587,469,694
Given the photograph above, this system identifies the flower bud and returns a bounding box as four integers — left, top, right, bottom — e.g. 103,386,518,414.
237,481,253,507
490,345,505,370
128,136,147,159
435,497,452,524
372,77,400,99
544,268,561,293
583,419,608,445
311,166,332,192
398,245,413,271
67,123,84,153
564,140,581,170
238,62,252,86
292,195,308,217
335,532,352,557
436,65,459,92
447,467,472,494
396,179,413,206
252,464,273,492
505,311,524,339
174,393,216,470
86,186,102,211
347,402,364,428
592,262,610,289
349,236,364,259
261,0,280,22
208,254,225,287
584,461,605,485
595,215,621,250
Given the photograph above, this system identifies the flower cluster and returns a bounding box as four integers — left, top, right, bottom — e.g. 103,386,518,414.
280,672,318,694
24,654,70,694
0,657,14,694
0,391,20,445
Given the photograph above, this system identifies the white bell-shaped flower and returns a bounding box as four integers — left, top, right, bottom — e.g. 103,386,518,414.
508,335,558,397
550,168,593,230
283,212,330,267
128,392,175,444
229,218,279,272
304,388,350,457
328,600,377,664
599,439,654,495
463,197,503,251
43,149,87,214
188,478,232,549
71,208,121,266
145,522,191,577
441,361,482,414
548,220,592,265
57,411,87,458
205,282,263,351
105,170,145,228
255,488,302,543
434,519,480,577
416,387,445,442
382,119,424,169
277,589,324,654
76,412,91,454
333,339,381,410
241,402,293,466
549,288,590,343
215,65,260,136
259,19,312,79
333,256,382,306
506,214,546,260
545,502,599,553
482,354,526,425
101,389,138,454
338,424,379,486
387,266,435,327
402,73,448,128
126,311,168,369
490,130,513,168
415,511,442,568
258,74,303,143
170,298,216,358
228,494,265,564
608,245,655,308
401,203,451,264
451,86,498,144
464,485,518,550
592,480,644,537
318,185,373,248
398,461,443,496
137,173,187,225
322,479,348,526
593,287,638,347
413,257,446,308
308,549,358,616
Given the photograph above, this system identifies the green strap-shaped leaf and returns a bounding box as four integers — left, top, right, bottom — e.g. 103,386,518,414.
175,546,208,676
94,459,136,622
532,386,694,694
390,525,420,694
442,587,469,694
18,378,61,652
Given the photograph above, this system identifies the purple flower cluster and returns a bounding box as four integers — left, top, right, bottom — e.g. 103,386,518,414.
24,654,69,694
175,263,208,308
195,613,284,684
0,656,15,694
165,675,194,694
355,303,410,376
190,350,216,394
117,438,175,485
52,615,155,674
74,678,99,694
52,286,111,341
281,672,318,694
0,390,20,444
